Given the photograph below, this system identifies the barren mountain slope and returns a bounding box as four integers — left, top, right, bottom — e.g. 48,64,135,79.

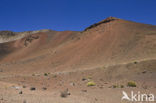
0,17,156,103
0,17,156,74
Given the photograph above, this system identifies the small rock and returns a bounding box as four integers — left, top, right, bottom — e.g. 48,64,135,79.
23,100,27,103
99,78,103,81
52,75,57,78
60,88,70,98
134,61,138,64
23,85,26,88
95,98,98,101
11,86,21,90
142,85,148,89
19,91,23,94
81,90,87,92
70,82,75,86
99,86,103,89
30,87,36,91
82,78,86,81
142,71,147,74
42,87,47,90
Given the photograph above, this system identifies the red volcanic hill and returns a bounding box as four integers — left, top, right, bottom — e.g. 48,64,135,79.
0,17,156,73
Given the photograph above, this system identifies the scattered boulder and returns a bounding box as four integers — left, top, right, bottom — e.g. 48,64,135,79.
81,90,87,92
134,61,138,64
142,71,147,74
23,100,27,103
70,82,75,86
19,91,23,94
30,87,36,91
60,88,70,98
23,85,26,88
11,86,21,90
82,78,86,81
0,69,3,72
42,87,47,90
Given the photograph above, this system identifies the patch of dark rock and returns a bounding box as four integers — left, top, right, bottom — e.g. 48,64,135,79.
82,78,87,81
42,87,47,90
30,87,36,91
19,91,23,94
142,71,147,74
81,90,87,92
84,17,118,31
60,88,70,98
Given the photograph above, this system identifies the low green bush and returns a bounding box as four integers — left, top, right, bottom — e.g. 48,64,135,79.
87,81,96,86
127,81,137,87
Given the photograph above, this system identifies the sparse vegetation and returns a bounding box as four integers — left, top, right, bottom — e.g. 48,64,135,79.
112,84,124,88
88,76,92,79
134,61,138,64
101,66,106,70
127,81,137,87
32,74,35,76
112,85,118,88
120,85,124,88
87,81,96,86
44,73,48,76
52,74,57,78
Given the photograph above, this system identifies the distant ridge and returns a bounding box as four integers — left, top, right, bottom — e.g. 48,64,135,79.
0,29,52,43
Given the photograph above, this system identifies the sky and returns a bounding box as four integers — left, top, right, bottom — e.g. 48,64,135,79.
0,0,156,32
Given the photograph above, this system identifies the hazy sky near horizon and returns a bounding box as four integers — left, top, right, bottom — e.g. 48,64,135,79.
0,0,156,32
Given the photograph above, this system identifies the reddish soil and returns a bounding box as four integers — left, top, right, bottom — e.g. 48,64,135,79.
0,17,156,103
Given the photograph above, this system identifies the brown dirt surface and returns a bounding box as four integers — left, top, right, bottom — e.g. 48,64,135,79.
0,17,156,103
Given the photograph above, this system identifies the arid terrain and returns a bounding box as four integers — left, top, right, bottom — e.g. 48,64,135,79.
0,17,156,103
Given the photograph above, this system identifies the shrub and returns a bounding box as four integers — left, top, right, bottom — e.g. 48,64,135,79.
88,76,92,79
87,81,96,86
134,61,138,64
120,85,124,88
44,73,48,76
52,74,57,78
127,81,137,87
112,85,118,88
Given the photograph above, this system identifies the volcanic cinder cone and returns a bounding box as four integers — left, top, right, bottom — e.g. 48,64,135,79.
0,17,156,103
0,17,156,73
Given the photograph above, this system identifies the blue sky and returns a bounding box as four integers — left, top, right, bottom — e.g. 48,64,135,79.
0,0,156,32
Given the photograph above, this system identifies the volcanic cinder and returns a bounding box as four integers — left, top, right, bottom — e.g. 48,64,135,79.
0,17,156,103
